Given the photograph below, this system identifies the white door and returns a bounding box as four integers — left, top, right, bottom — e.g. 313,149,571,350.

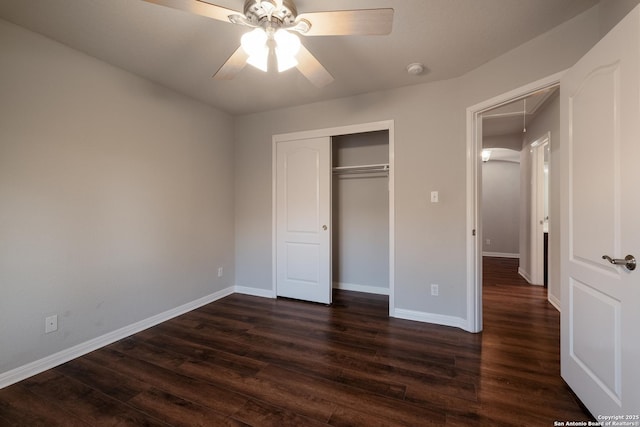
560,6,640,416
276,137,332,304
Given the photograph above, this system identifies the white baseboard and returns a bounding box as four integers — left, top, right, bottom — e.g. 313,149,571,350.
483,252,520,259
517,268,545,286
393,308,467,330
0,286,235,390
548,293,561,312
234,285,276,298
0,285,467,389
332,281,389,295
518,267,533,284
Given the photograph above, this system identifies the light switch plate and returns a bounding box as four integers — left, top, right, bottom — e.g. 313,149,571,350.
431,284,439,296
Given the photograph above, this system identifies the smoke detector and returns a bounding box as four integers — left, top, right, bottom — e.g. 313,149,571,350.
407,62,425,75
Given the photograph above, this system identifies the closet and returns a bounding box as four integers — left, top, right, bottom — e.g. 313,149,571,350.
332,130,390,295
274,122,393,306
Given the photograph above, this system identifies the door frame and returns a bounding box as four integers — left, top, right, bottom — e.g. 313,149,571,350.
465,72,563,333
272,120,395,314
530,133,550,286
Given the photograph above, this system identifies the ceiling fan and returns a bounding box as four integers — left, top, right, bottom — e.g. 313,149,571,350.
142,0,394,87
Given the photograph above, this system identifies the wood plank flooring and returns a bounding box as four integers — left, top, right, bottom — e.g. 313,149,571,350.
0,257,592,426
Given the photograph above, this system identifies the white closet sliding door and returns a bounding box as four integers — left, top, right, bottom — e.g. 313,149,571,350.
275,137,332,304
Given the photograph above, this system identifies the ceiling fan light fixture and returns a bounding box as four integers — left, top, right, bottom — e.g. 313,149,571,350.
142,0,393,86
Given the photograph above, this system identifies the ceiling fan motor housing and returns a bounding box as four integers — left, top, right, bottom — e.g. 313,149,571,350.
243,0,298,26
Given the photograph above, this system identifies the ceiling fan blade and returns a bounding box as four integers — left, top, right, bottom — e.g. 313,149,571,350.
296,8,394,36
295,44,334,88
213,46,249,80
141,0,241,23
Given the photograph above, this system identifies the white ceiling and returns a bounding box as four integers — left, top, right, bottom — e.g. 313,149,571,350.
0,0,598,115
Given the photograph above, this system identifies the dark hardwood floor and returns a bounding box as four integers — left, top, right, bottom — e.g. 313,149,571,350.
0,257,592,426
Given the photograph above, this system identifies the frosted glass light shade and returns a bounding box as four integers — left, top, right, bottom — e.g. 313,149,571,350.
274,29,300,72
274,29,300,56
247,48,269,72
241,28,267,56
242,28,269,72
276,53,297,72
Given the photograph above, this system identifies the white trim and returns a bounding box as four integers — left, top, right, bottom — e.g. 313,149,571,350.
234,285,276,298
0,286,235,390
466,71,565,334
393,308,467,330
465,104,482,333
272,120,395,316
530,134,550,287
482,252,520,259
518,267,533,284
332,282,390,295
272,138,277,308
272,120,394,143
388,121,396,317
518,267,544,287
548,293,561,312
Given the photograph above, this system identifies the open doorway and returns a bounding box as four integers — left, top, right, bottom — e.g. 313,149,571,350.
480,88,558,317
465,72,561,332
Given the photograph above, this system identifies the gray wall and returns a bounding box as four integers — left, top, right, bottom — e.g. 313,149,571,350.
332,131,389,292
482,160,520,255
0,20,235,375
234,6,601,322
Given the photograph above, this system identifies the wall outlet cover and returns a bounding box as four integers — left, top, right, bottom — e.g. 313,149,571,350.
45,315,58,334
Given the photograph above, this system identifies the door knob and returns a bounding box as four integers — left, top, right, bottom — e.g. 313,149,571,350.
322,225,327,231
602,255,636,271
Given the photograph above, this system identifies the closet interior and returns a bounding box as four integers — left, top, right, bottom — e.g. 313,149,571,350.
332,130,390,295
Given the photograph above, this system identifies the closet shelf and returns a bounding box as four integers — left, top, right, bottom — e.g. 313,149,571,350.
332,163,389,175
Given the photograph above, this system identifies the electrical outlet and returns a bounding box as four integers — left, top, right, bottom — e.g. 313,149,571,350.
217,267,223,278
430,284,439,296
430,191,439,203
45,315,58,334
486,238,491,245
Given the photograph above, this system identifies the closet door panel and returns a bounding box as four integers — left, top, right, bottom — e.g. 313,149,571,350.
276,137,331,304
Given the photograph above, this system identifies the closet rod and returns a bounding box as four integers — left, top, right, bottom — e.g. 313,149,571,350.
332,163,389,175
